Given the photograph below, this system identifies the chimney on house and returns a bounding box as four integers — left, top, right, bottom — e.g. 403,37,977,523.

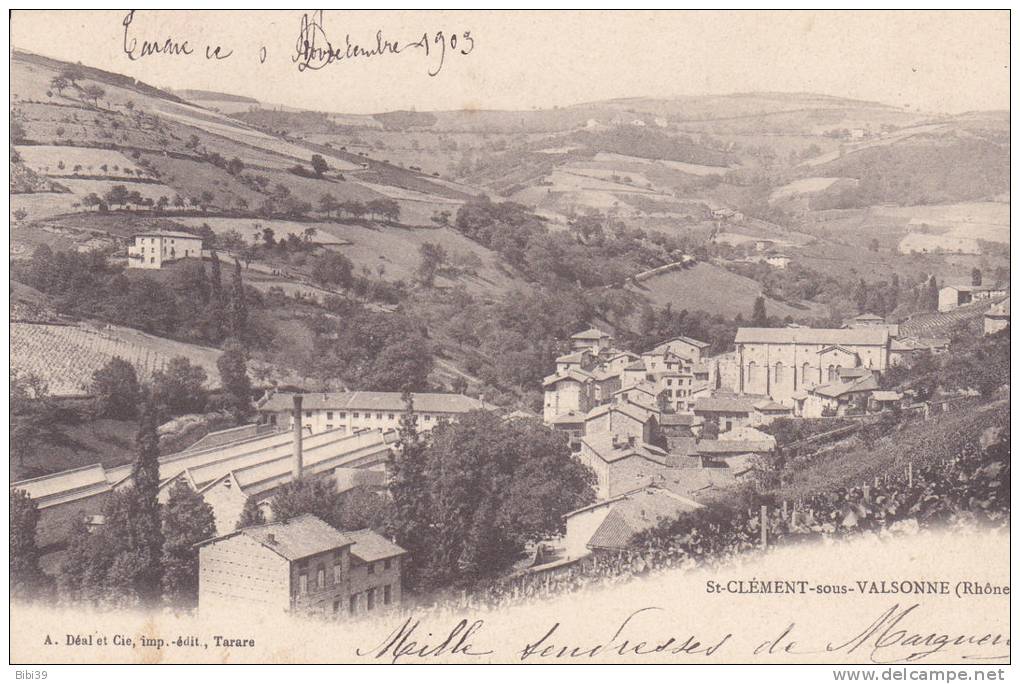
266,533,276,545
292,394,304,480
628,435,636,447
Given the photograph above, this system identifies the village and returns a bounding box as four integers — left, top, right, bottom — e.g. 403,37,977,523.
10,275,1009,619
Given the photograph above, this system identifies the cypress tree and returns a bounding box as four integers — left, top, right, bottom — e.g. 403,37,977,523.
228,260,248,342
10,489,44,601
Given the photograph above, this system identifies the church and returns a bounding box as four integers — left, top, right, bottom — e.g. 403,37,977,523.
727,327,890,405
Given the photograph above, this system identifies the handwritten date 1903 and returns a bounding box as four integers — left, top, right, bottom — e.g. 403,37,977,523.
293,10,473,76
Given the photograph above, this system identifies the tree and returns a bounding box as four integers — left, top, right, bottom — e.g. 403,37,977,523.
417,242,448,288
90,358,141,419
49,75,70,95
128,399,166,605
160,480,216,607
217,342,253,421
854,278,869,314
310,154,329,178
270,477,339,525
389,411,594,588
83,84,105,107
226,157,245,176
60,66,85,85
235,496,266,529
261,226,277,248
751,295,768,327
11,489,45,600
312,252,354,289
319,192,339,217
152,357,208,416
104,184,131,209
228,260,249,341
868,238,880,252
336,486,389,532
924,275,940,312
971,268,982,287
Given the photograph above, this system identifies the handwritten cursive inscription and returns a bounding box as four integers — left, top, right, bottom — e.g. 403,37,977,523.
356,604,1008,664
355,617,493,664
293,10,474,76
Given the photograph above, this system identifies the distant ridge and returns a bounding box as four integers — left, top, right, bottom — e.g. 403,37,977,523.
175,89,260,104
11,49,188,105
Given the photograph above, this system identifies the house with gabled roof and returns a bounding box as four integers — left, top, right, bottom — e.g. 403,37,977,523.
562,486,703,558
570,327,614,353
196,514,405,618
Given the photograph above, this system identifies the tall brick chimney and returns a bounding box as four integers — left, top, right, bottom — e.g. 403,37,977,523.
292,394,304,480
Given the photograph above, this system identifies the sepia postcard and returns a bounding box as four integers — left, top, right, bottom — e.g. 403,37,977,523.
7,9,1011,671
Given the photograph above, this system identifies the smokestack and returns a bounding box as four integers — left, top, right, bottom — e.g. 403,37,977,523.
292,394,304,480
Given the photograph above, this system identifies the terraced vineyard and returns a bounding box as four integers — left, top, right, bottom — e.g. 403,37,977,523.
11,322,223,396
899,297,1002,338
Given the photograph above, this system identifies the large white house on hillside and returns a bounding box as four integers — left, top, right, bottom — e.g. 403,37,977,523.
127,230,203,269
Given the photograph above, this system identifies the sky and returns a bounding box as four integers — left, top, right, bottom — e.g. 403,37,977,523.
10,10,1011,115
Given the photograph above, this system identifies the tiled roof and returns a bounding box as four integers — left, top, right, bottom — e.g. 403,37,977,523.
614,382,658,397
227,430,398,496
346,528,407,563
659,412,699,427
333,467,387,493
550,410,586,425
652,336,710,353
871,391,903,402
259,391,489,414
697,440,774,455
581,433,669,464
10,464,112,509
586,488,703,551
734,327,889,346
237,514,352,561
987,297,1010,317
753,399,790,412
585,401,654,425
543,370,593,387
556,350,590,364
693,393,765,414
808,375,879,399
133,230,203,240
624,360,647,371
571,327,611,340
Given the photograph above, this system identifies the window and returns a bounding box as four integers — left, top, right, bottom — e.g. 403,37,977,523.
299,573,308,594
353,412,359,419
802,363,811,383
747,361,756,384
384,558,391,570
425,415,432,422
368,562,375,575
827,365,837,382
339,412,346,419
376,413,382,420
388,413,394,420
317,566,325,589
327,411,334,420
326,424,333,430
383,585,392,605
774,362,783,383
150,257,154,264
333,599,341,615
367,588,376,611
305,411,312,418
333,563,342,583
349,595,357,614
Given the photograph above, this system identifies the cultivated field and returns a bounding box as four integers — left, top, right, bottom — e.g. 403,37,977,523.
625,261,826,319
11,322,223,397
15,145,153,179
876,202,1010,246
